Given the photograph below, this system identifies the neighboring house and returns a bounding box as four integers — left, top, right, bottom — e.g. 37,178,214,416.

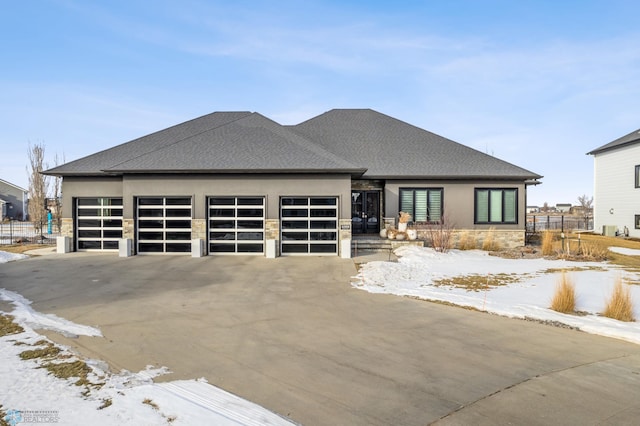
588,127,640,237
0,178,28,220
44,109,542,257
526,206,539,214
556,203,572,213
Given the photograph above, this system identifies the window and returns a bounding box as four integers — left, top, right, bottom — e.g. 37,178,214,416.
399,188,443,222
635,165,640,188
635,215,640,230
475,188,517,224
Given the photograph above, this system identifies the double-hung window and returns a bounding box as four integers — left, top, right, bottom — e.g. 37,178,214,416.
475,188,517,224
635,165,640,188
399,188,443,222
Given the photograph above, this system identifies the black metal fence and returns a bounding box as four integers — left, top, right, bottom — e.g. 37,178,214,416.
526,215,593,233
0,221,59,245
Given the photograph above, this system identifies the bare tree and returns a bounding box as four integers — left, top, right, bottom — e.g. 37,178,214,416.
27,142,50,237
576,194,593,227
52,152,65,232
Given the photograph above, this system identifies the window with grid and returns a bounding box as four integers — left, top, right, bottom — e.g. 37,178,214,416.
399,188,443,222
474,188,517,224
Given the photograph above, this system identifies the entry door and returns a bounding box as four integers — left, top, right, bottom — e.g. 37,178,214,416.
351,191,380,234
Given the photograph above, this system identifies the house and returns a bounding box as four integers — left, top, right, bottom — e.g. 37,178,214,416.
0,178,28,220
555,203,572,213
588,127,640,237
526,206,540,214
44,109,542,257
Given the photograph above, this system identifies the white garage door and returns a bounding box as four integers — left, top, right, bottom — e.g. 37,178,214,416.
280,197,338,255
76,197,123,251
137,197,192,254
208,196,265,254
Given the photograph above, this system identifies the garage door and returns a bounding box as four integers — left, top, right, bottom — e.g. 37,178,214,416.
208,196,265,254
280,197,338,255
137,197,192,254
76,197,123,251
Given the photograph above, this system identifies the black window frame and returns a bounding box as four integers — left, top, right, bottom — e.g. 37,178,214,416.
474,188,518,225
398,188,444,223
635,215,640,230
635,165,640,188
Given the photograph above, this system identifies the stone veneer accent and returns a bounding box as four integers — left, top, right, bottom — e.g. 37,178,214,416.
61,217,73,238
122,219,135,240
265,219,280,241
191,219,207,241
416,228,525,250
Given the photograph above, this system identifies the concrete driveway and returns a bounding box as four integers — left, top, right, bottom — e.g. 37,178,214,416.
1,252,640,425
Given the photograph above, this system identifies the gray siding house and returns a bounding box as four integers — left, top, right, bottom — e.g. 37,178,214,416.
45,109,541,257
0,178,28,220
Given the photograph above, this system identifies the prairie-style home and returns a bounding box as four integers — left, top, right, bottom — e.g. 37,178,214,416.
45,109,542,257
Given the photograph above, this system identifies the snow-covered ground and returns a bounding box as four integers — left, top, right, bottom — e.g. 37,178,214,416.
0,253,295,426
354,245,640,344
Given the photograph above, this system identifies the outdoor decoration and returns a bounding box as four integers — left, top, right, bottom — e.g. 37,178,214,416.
398,211,411,232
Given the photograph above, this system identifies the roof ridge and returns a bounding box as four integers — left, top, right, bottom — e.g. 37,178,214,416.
103,112,253,171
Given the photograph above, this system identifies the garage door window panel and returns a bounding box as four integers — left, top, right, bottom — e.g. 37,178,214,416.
137,197,192,254
76,197,123,251
280,197,338,256
208,196,265,255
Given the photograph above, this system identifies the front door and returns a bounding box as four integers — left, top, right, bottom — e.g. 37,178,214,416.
351,191,380,234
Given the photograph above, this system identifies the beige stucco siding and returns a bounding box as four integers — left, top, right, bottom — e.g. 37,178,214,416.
384,180,527,229
61,176,124,217
63,174,351,219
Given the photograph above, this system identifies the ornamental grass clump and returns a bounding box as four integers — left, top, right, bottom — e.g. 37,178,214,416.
603,277,635,322
541,230,554,256
550,272,576,314
481,227,500,251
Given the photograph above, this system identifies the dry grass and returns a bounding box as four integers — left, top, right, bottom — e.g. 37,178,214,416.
143,398,160,410
602,277,636,322
541,230,555,256
457,231,477,250
577,241,609,261
0,314,24,336
481,227,501,251
0,405,8,426
433,273,523,291
0,244,47,254
550,272,576,313
98,398,113,410
39,360,93,386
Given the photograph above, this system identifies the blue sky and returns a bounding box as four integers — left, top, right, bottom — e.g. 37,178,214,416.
2,0,639,206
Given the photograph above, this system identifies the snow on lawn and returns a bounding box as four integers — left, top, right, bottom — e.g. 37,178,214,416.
0,251,28,263
353,246,640,345
0,300,295,425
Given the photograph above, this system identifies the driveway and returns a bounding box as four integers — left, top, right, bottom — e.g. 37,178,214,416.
1,253,640,425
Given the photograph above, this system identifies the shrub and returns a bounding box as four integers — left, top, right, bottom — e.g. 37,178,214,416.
481,227,501,251
603,277,635,322
541,230,554,256
426,211,454,253
578,241,608,261
550,272,576,313
457,231,477,250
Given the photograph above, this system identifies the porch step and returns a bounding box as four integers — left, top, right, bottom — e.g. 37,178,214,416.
351,238,424,252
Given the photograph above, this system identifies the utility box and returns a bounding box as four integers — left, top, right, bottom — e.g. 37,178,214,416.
56,236,72,253
119,238,133,257
191,239,205,257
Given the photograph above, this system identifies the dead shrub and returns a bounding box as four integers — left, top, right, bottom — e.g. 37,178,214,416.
541,230,554,256
603,277,636,322
426,211,454,253
550,272,576,313
481,227,501,251
457,231,477,250
577,241,608,261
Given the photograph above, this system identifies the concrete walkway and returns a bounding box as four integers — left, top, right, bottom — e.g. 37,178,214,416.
1,252,639,425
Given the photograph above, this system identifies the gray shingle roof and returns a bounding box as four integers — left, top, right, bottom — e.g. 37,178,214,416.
587,128,640,155
290,109,542,180
45,108,541,181
105,113,364,173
